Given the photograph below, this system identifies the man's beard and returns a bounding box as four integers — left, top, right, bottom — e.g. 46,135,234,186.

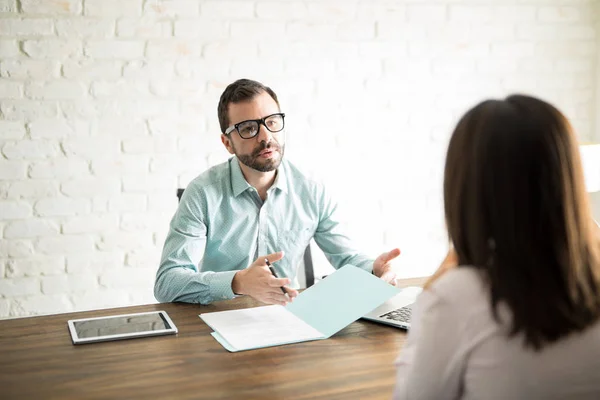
234,140,285,172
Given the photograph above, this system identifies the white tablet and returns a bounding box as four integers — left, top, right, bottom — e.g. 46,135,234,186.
67,310,178,345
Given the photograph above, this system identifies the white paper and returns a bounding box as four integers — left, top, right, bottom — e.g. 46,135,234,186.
200,305,325,351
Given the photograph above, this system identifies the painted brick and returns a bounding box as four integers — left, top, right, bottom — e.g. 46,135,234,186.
55,18,115,38
97,231,154,251
34,197,90,217
497,5,537,21
62,59,121,80
29,158,90,179
256,2,308,19
0,121,26,139
407,5,447,22
0,18,54,36
91,156,149,176
20,0,82,14
0,277,39,297
122,136,177,154
146,39,203,59
230,21,286,40
356,3,406,20
174,19,227,39
69,289,130,310
536,41,596,57
556,58,595,73
1,100,59,121
0,160,27,180
25,81,87,100
62,137,120,159
22,40,81,59
122,174,173,192
36,235,95,255
28,119,89,139
0,39,19,57
307,2,356,21
2,140,60,160
117,18,172,38
0,0,17,13
107,194,147,213
491,42,535,57
0,81,23,99
0,201,32,219
120,213,164,232
125,248,161,268
6,241,34,258
99,266,154,288
66,251,123,273
337,22,375,40
90,80,151,98
449,5,493,22
41,273,98,295
84,40,145,59
537,6,586,22
123,60,174,79
4,219,59,238
60,178,121,197
85,0,141,17
472,23,516,40
147,192,178,211
144,0,199,17
95,118,148,138
0,300,9,317
286,22,336,40
10,295,73,317
0,59,60,79
200,1,253,19
6,180,59,199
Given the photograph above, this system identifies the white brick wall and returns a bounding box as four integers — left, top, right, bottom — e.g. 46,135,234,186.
0,0,599,318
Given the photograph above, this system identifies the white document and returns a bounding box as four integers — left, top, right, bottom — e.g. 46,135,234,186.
199,265,401,352
200,305,325,350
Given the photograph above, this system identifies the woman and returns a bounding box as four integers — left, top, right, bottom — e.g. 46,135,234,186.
393,95,600,399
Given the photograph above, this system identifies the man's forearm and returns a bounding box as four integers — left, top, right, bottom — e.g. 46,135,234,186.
154,266,238,304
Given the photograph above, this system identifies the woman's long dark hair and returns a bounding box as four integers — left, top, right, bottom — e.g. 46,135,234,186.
444,94,600,350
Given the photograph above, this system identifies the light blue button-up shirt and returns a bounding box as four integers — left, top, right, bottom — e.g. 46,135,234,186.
155,157,373,304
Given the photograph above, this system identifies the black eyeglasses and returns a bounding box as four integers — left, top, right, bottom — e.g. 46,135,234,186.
224,113,285,139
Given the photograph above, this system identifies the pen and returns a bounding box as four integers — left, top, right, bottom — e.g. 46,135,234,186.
265,258,287,295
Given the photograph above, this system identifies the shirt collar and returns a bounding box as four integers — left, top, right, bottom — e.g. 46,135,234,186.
272,160,288,194
230,157,289,197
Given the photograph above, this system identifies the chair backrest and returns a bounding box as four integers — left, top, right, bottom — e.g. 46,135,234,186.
176,188,315,287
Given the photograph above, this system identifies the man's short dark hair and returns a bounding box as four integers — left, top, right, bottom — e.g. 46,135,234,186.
217,79,280,133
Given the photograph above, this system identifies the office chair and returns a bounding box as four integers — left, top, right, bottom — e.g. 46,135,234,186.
176,188,315,287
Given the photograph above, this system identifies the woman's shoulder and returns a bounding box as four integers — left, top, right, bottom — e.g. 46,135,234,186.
427,266,490,309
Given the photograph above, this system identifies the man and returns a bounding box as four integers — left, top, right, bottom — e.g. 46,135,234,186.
155,78,400,306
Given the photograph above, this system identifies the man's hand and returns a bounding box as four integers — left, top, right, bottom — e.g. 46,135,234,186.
423,248,458,290
373,248,401,286
231,251,298,305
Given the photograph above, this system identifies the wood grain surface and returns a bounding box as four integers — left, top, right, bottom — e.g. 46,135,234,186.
0,277,427,400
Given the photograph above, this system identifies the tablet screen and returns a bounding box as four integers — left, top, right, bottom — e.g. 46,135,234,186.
72,312,172,339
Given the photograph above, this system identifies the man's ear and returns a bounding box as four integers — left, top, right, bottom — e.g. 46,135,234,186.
221,134,235,155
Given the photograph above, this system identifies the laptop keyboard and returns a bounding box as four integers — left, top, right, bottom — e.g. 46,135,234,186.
380,305,412,323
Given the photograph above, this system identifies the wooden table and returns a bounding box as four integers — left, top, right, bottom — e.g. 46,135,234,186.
0,277,426,400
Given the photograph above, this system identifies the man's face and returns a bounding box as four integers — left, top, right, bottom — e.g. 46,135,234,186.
221,91,285,173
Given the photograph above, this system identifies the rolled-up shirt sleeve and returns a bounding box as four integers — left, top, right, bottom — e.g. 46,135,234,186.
154,188,237,305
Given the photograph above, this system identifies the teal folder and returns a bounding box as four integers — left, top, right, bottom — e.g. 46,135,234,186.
200,265,400,352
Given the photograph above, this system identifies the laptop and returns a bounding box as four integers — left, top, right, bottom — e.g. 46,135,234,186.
361,286,423,329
